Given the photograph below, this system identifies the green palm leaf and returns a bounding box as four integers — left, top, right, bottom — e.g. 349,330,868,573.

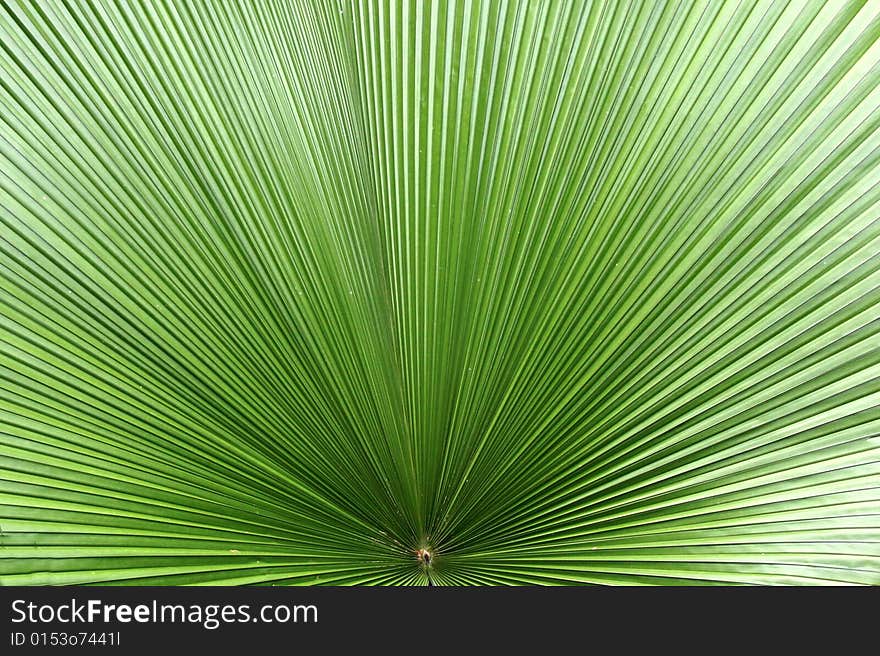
1,0,879,585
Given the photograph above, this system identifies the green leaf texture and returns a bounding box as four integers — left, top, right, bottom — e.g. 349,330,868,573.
2,0,880,585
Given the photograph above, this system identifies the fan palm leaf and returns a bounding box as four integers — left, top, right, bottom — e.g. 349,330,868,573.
1,0,879,585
